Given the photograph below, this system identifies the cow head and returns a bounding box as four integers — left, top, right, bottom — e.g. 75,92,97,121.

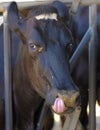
8,1,80,114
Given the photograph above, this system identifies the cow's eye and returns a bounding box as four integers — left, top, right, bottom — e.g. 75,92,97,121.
30,44,38,52
29,43,43,53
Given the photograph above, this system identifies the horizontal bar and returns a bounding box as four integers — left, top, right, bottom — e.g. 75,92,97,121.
1,0,100,12
0,0,62,12
69,27,91,72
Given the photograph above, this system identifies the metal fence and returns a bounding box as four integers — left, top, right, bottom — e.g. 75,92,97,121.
0,0,99,130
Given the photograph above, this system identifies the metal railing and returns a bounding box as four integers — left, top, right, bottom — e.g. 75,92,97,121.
0,0,100,12
0,0,99,130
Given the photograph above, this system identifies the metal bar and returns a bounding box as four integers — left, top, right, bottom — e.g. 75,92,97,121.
69,28,91,72
88,4,97,130
3,10,13,130
63,107,82,130
1,0,100,12
36,102,49,130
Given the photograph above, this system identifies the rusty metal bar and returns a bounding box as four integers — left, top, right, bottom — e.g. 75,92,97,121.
88,4,97,130
3,10,13,130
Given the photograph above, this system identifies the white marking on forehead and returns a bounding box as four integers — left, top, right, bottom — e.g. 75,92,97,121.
35,13,57,21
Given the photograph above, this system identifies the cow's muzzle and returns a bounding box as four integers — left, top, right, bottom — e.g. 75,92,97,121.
52,90,80,114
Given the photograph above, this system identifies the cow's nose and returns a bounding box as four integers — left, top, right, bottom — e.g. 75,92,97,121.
57,90,80,108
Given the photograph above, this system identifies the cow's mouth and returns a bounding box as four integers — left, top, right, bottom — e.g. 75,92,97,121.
51,92,80,115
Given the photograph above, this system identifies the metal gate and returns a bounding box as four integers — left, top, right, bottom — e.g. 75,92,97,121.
0,0,99,130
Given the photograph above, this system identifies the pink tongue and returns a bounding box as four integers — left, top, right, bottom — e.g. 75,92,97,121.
52,98,66,113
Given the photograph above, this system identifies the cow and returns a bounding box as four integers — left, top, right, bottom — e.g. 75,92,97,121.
71,6,100,130
0,1,80,130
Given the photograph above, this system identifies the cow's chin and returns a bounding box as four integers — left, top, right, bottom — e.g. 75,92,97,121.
51,97,75,115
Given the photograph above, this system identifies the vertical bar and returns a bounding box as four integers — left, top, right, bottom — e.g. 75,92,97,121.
3,10,13,130
37,102,49,130
89,4,97,130
63,107,82,130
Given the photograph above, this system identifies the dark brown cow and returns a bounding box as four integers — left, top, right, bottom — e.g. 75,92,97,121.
0,1,80,130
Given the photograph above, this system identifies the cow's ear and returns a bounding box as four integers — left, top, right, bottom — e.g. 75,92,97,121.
7,2,26,43
52,1,69,25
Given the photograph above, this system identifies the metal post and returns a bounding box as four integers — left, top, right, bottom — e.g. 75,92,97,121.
3,10,13,130
37,102,49,130
89,4,97,130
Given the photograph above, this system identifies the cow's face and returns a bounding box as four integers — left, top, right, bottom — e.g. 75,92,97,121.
8,2,80,114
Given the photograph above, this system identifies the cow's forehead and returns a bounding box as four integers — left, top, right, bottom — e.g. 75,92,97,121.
25,17,73,47
24,5,73,46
